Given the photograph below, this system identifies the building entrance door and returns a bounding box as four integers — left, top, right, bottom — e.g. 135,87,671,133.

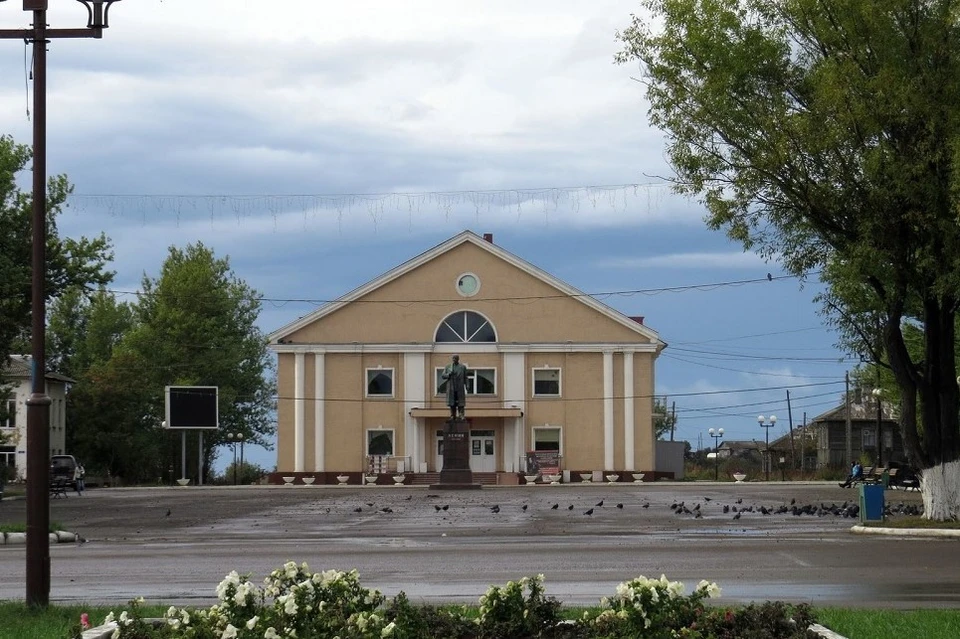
434,430,444,472
470,430,495,472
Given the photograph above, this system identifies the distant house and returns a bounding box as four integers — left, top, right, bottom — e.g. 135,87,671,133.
716,440,762,463
769,396,901,469
0,355,74,481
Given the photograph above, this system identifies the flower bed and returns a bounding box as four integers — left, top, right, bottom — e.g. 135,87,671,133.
78,562,817,639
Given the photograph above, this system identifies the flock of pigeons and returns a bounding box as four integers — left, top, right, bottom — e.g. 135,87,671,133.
343,494,924,520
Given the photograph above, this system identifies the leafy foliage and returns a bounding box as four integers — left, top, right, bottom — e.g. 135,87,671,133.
615,1,960,498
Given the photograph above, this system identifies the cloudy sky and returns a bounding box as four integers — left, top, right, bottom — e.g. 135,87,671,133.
0,1,855,471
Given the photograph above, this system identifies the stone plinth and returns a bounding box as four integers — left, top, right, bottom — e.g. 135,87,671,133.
430,417,481,490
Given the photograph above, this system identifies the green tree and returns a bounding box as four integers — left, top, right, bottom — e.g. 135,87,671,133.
618,0,960,519
122,243,275,480
0,134,114,365
654,396,677,440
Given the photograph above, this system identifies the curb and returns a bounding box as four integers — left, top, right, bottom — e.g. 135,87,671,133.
851,524,960,538
808,623,848,639
0,530,78,545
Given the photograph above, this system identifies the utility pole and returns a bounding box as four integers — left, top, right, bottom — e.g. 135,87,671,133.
0,0,123,608
786,390,795,469
845,372,852,468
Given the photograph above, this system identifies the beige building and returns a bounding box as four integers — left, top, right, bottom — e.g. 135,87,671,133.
1,355,72,481
267,231,665,483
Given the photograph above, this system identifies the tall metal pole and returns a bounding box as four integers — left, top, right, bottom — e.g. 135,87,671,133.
24,4,51,608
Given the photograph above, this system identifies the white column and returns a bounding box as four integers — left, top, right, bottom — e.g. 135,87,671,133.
314,353,325,472
503,352,526,472
623,351,635,471
403,353,426,472
294,351,305,472
603,350,614,471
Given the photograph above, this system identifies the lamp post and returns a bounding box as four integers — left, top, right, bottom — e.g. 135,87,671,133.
238,433,245,484
227,433,239,485
0,0,122,608
871,388,883,467
757,414,777,481
708,427,724,481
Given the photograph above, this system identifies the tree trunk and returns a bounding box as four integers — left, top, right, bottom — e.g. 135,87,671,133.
920,460,960,521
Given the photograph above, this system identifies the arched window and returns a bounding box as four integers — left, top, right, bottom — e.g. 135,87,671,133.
435,311,497,343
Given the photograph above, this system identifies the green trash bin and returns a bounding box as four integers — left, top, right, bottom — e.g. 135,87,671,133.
859,483,885,522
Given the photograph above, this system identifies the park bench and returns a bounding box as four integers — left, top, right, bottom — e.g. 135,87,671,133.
49,477,68,499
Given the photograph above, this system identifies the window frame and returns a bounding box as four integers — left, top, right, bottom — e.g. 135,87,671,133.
435,367,497,396
434,310,497,343
366,428,395,456
861,427,877,449
365,368,395,398
532,368,562,397
532,425,563,455
1,399,15,429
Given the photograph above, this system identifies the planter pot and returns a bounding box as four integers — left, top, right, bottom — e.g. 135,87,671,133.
302,477,315,485
606,474,620,484
523,475,539,485
632,473,645,483
281,476,296,485
543,474,562,485
733,473,747,483
176,478,190,487
392,475,406,485
336,475,350,485
579,472,593,483
364,475,379,486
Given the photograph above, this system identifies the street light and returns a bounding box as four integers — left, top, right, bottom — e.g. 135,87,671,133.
0,0,123,608
708,427,724,480
871,388,883,467
227,433,244,485
757,414,777,481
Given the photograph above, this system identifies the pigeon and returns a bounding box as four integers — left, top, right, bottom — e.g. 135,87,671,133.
165,509,171,518
733,511,741,520
790,498,796,506
490,505,500,513
704,497,712,502
641,502,650,509
442,505,449,511
522,504,528,511
567,504,574,510
434,505,442,512
353,507,362,513
736,498,743,504
380,507,393,513
694,511,703,519
366,502,374,507
616,503,624,509
404,495,412,501
584,508,594,516
596,500,604,507
550,503,559,510
693,503,701,511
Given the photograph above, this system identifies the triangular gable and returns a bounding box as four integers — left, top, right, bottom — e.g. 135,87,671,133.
269,230,664,347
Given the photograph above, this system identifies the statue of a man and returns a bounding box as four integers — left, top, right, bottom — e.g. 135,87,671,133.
442,354,468,419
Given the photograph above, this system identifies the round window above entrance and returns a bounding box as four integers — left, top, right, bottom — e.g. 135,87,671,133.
456,273,480,297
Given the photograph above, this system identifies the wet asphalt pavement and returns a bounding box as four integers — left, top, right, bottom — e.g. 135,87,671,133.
0,481,953,608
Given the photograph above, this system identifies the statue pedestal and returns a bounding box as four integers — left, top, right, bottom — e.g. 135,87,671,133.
430,417,481,490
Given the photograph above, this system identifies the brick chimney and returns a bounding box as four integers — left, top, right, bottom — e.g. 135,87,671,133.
482,233,494,243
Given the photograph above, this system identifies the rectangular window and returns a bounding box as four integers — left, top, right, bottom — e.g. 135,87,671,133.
861,428,876,449
2,399,15,429
532,369,561,396
533,426,561,452
435,368,496,395
366,368,394,397
366,429,395,456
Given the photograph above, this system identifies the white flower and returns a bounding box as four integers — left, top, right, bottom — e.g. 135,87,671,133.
135,597,145,604
381,621,396,637
110,629,120,639
166,606,178,618
118,611,132,627
247,616,260,630
103,612,115,624
221,624,238,639
181,610,191,625
264,627,281,639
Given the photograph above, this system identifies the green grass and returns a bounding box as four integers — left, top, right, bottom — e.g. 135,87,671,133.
816,608,960,639
0,602,168,639
0,522,64,534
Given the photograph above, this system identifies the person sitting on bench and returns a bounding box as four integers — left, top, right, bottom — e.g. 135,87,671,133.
839,461,863,488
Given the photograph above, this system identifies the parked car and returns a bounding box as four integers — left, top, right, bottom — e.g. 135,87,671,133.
50,455,77,489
